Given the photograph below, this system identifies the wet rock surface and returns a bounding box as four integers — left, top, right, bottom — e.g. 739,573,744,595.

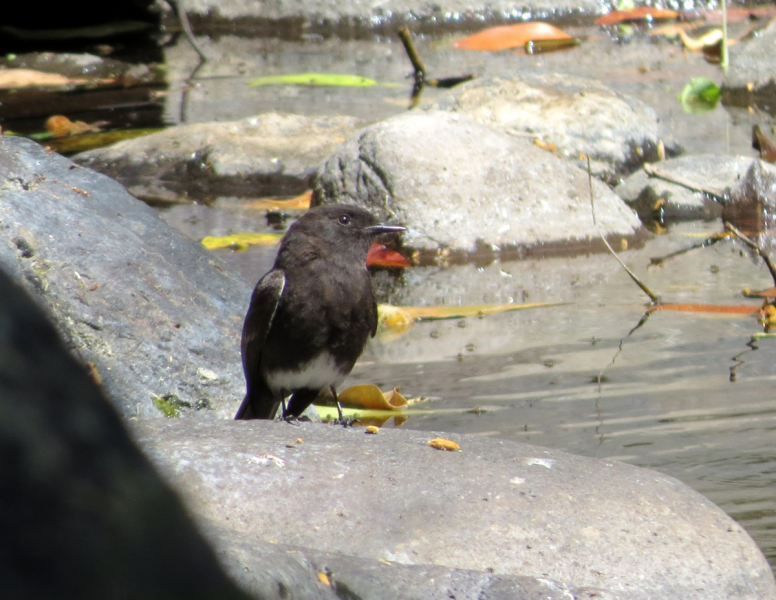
0,135,247,418
431,74,661,179
133,418,776,600
314,110,642,254
74,112,365,203
176,0,603,36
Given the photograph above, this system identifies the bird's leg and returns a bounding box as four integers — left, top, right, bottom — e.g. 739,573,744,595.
330,385,357,427
278,393,301,426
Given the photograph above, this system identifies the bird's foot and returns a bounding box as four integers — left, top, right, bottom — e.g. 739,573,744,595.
330,415,359,427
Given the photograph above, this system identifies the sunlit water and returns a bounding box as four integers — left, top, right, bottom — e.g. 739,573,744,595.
157,26,776,570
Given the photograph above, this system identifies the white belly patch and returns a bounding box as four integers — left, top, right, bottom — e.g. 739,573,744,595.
265,352,345,393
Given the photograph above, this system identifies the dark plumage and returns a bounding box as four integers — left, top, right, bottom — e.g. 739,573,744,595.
235,204,405,420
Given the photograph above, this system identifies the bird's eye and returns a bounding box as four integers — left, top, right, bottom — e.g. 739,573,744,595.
338,214,351,225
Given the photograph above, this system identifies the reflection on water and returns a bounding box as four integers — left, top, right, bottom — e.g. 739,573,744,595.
347,222,776,568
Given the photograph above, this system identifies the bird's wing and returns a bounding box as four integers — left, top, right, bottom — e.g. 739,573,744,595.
240,269,285,386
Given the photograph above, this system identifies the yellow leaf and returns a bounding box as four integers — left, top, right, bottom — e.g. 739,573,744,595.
338,384,408,410
365,425,380,434
399,302,564,321
317,572,331,586
427,437,460,451
201,232,282,251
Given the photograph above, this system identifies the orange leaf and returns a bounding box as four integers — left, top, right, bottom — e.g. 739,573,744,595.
367,243,411,267
595,7,678,25
454,22,572,51
648,303,760,315
744,287,776,299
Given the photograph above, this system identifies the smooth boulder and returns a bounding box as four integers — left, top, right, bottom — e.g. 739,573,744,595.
0,135,248,418
134,418,776,600
432,74,661,178
314,110,642,254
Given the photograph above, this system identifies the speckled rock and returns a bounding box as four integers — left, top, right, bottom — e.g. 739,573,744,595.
313,110,642,254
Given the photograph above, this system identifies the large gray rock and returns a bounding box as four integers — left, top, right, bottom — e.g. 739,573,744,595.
175,0,604,34
0,265,254,600
614,155,757,221
724,19,776,93
75,113,364,203
431,74,661,178
0,135,248,418
133,418,776,600
314,110,642,254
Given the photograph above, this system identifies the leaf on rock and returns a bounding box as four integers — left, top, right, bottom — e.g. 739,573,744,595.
338,384,408,410
248,73,377,87
367,243,411,267
595,7,678,25
744,286,776,299
677,77,720,114
201,232,283,251
40,128,163,155
454,22,573,51
427,437,460,451
245,190,312,210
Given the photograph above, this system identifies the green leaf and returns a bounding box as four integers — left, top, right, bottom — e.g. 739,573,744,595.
678,77,720,114
247,73,377,87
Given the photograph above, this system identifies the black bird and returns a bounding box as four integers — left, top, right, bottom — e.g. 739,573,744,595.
235,204,406,421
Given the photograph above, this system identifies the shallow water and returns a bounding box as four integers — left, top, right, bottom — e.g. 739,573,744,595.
156,24,776,569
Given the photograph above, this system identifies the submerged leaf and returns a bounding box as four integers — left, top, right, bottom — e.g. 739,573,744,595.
248,73,377,87
245,190,312,210
678,77,720,114
752,126,776,163
454,22,572,51
201,232,282,251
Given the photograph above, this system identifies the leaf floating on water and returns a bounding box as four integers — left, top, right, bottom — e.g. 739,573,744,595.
338,384,408,410
245,190,312,210
427,437,460,451
595,7,679,25
454,23,573,51
401,302,564,321
367,243,411,267
201,232,283,251
248,73,377,87
744,286,776,299
677,77,720,114
42,128,163,155
648,303,760,315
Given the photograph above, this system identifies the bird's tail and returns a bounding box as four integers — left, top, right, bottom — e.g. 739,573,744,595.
234,388,281,420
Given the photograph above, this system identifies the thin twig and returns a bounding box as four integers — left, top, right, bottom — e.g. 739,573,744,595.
398,26,426,109
721,0,729,75
724,221,776,286
642,162,726,201
172,0,208,64
588,158,661,304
